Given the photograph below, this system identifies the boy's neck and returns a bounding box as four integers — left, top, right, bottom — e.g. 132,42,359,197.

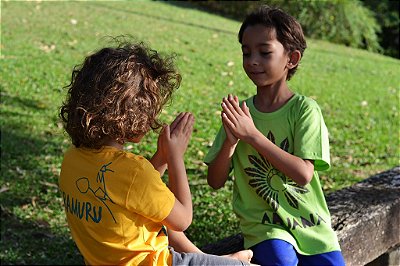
255,83,293,113
104,139,124,150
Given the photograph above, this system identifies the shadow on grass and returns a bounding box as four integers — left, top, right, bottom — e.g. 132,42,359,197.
91,2,236,36
162,1,243,21
0,99,82,264
1,206,84,265
0,92,50,112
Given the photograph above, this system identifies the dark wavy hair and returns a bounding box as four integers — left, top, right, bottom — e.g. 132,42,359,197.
59,40,181,149
238,5,307,80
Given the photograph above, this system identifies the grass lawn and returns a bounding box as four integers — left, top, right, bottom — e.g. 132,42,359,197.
1,1,399,264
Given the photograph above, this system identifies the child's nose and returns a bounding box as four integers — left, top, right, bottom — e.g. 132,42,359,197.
249,55,259,66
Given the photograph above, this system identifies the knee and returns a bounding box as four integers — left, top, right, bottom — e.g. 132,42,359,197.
251,240,298,266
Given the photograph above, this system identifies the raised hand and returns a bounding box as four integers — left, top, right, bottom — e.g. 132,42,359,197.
160,112,195,160
221,95,239,146
221,94,257,142
160,112,195,231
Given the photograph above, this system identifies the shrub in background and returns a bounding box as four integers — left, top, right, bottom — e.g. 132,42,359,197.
190,0,389,56
362,0,399,58
284,0,381,52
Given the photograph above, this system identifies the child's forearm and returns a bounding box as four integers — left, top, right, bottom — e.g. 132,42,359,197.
246,130,314,186
207,139,236,189
150,150,167,176
167,155,193,220
168,230,203,253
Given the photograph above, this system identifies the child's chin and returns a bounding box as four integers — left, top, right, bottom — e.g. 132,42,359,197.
251,80,266,87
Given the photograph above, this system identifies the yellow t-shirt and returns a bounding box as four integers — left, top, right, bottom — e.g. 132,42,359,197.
59,146,175,265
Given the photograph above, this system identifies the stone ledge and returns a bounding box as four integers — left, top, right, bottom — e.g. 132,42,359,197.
201,167,400,266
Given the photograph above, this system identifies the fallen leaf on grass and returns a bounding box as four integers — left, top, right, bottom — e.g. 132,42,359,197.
39,181,58,188
31,196,37,208
39,43,56,53
0,185,9,193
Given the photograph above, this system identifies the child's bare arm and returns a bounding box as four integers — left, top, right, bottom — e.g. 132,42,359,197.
207,139,236,189
161,112,195,231
222,96,314,186
150,149,167,176
168,229,203,253
207,96,239,189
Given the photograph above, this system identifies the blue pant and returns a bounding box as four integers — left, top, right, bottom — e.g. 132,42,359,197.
250,239,346,266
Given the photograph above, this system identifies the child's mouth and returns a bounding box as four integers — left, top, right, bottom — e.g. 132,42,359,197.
250,71,265,75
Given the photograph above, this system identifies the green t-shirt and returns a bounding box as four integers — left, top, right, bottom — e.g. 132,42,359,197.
204,94,340,255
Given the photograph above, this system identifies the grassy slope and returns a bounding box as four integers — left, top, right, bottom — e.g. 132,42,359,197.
1,1,399,264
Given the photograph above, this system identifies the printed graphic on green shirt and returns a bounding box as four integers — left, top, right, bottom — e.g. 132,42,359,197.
245,130,328,231
246,131,309,213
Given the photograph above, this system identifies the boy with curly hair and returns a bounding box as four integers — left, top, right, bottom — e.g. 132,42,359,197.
59,39,253,265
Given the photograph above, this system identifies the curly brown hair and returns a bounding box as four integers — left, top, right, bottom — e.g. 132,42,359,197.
59,40,181,149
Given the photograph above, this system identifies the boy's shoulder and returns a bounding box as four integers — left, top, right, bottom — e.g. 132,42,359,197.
293,93,319,104
64,146,151,169
291,93,322,111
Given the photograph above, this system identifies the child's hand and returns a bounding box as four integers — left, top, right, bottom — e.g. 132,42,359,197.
221,95,239,146
161,112,195,159
154,130,168,167
221,95,257,142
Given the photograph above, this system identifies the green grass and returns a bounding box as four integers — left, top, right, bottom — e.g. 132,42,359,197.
1,1,399,264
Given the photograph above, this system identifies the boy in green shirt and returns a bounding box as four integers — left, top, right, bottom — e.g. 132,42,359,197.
205,5,345,266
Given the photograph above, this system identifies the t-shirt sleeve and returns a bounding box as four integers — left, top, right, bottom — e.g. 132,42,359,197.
125,159,175,222
294,99,330,171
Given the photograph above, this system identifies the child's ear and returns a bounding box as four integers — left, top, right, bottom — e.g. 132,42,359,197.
287,50,301,69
